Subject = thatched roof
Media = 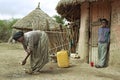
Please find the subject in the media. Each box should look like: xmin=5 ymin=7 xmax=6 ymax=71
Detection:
xmin=56 ymin=0 xmax=97 ymax=21
xmin=13 ymin=3 xmax=60 ymax=30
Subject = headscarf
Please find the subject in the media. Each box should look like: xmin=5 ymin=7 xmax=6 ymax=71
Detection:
xmin=13 ymin=31 xmax=24 ymax=41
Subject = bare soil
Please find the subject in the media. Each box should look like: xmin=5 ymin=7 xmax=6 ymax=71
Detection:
xmin=0 ymin=43 xmax=120 ymax=80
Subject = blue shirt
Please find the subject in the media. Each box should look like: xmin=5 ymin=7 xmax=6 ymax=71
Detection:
xmin=98 ymin=27 xmax=110 ymax=43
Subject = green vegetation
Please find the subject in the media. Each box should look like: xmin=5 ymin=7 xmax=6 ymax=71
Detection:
xmin=53 ymin=15 xmax=66 ymax=26
xmin=0 ymin=18 xmax=19 ymax=42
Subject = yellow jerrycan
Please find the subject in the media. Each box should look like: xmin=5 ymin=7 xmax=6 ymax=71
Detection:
xmin=57 ymin=50 xmax=69 ymax=68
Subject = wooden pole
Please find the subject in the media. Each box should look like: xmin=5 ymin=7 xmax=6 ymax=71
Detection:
xmin=78 ymin=2 xmax=90 ymax=63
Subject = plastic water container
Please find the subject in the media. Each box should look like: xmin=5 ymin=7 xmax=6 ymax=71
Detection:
xmin=57 ymin=50 xmax=69 ymax=68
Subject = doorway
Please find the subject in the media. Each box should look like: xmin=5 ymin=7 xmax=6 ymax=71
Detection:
xmin=89 ymin=0 xmax=111 ymax=65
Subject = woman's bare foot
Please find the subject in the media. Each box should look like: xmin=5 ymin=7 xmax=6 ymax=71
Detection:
xmin=24 ymin=69 xmax=33 ymax=74
xmin=24 ymin=69 xmax=40 ymax=75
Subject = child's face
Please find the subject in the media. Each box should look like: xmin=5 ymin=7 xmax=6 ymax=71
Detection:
xmin=101 ymin=21 xmax=107 ymax=27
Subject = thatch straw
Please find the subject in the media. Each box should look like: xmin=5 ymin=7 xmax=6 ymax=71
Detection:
xmin=56 ymin=0 xmax=98 ymax=21
xmin=13 ymin=4 xmax=60 ymax=30
xmin=56 ymin=0 xmax=97 ymax=7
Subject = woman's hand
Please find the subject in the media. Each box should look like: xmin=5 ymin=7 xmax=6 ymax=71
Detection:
xmin=22 ymin=59 xmax=26 ymax=65
xmin=22 ymin=49 xmax=31 ymax=66
xmin=25 ymin=49 xmax=31 ymax=54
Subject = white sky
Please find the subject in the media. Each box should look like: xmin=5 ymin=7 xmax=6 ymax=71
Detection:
xmin=0 ymin=0 xmax=60 ymax=20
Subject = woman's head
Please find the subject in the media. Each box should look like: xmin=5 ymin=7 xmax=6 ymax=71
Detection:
xmin=13 ymin=31 xmax=24 ymax=42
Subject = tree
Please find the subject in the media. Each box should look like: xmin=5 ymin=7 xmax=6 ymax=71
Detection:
xmin=0 ymin=18 xmax=19 ymax=42
xmin=53 ymin=15 xmax=66 ymax=25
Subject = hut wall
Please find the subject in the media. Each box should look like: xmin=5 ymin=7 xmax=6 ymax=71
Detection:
xmin=78 ymin=2 xmax=89 ymax=62
xmin=109 ymin=0 xmax=120 ymax=66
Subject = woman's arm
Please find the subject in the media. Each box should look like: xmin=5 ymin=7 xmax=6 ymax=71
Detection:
xmin=22 ymin=43 xmax=27 ymax=51
xmin=24 ymin=49 xmax=31 ymax=60
xmin=22 ymin=34 xmax=34 ymax=65
xmin=22 ymin=50 xmax=32 ymax=65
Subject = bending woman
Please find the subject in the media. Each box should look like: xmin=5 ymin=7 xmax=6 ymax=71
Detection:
xmin=13 ymin=30 xmax=49 ymax=74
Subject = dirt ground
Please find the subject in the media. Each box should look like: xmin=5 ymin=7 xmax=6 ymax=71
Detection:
xmin=0 ymin=43 xmax=120 ymax=80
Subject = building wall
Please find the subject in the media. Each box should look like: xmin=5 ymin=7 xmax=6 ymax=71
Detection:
xmin=77 ymin=0 xmax=120 ymax=65
xmin=109 ymin=0 xmax=120 ymax=66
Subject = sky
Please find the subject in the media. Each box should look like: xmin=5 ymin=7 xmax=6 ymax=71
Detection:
xmin=0 ymin=0 xmax=60 ymax=20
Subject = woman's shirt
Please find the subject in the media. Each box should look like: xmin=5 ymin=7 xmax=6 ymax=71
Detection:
xmin=22 ymin=30 xmax=41 ymax=51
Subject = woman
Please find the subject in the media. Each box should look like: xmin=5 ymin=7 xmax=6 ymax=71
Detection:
xmin=13 ymin=30 xmax=49 ymax=74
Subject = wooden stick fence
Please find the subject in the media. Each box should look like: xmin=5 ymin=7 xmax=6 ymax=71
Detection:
xmin=45 ymin=30 xmax=70 ymax=55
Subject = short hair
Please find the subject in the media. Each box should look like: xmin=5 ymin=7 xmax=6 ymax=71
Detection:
xmin=101 ymin=18 xmax=108 ymax=25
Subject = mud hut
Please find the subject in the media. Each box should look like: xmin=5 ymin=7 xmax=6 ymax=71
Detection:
xmin=56 ymin=0 xmax=120 ymax=66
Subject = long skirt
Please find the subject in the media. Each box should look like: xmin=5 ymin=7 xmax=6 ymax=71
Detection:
xmin=30 ymin=31 xmax=49 ymax=72
xmin=98 ymin=43 xmax=108 ymax=67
